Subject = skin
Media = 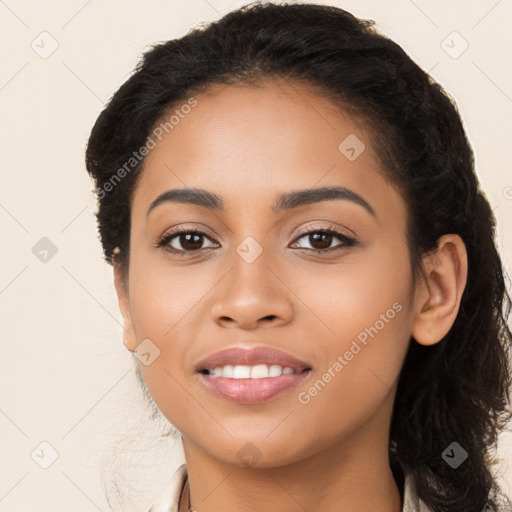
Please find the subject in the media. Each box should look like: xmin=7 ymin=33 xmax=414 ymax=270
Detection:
xmin=113 ymin=78 xmax=468 ymax=512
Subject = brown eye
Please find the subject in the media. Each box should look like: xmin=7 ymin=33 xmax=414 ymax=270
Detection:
xmin=307 ymin=232 xmax=333 ymax=250
xmin=291 ymin=228 xmax=356 ymax=253
xmin=174 ymin=232 xmax=204 ymax=251
xmin=157 ymin=229 xmax=218 ymax=254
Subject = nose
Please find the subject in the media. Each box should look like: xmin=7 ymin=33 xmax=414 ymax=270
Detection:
xmin=210 ymin=247 xmax=294 ymax=330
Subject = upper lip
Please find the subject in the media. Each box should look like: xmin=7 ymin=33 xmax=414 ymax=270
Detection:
xmin=195 ymin=346 xmax=312 ymax=372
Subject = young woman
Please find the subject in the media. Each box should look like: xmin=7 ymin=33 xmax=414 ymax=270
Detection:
xmin=85 ymin=2 xmax=512 ymax=511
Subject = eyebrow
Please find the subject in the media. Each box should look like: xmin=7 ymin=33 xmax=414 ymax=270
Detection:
xmin=146 ymin=185 xmax=376 ymax=218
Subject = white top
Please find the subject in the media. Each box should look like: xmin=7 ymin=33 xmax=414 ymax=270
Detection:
xmin=147 ymin=463 xmax=434 ymax=512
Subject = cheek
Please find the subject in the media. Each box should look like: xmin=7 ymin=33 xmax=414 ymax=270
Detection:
xmin=289 ymin=244 xmax=412 ymax=414
xmin=128 ymin=257 xmax=217 ymax=339
xmin=290 ymin=235 xmax=411 ymax=345
xmin=292 ymin=297 xmax=411 ymax=451
xmin=126 ymin=263 xmax=221 ymax=426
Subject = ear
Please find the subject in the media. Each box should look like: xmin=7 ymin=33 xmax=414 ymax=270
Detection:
xmin=113 ymin=249 xmax=137 ymax=352
xmin=411 ymin=234 xmax=468 ymax=346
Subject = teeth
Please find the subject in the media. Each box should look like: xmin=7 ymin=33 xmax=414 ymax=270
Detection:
xmin=208 ymin=364 xmax=298 ymax=378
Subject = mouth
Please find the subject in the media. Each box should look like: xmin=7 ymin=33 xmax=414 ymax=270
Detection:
xmin=194 ymin=346 xmax=313 ymax=404
xmin=196 ymin=365 xmax=312 ymax=405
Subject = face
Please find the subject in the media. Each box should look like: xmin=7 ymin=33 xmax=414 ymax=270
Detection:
xmin=115 ymin=79 xmax=419 ymax=469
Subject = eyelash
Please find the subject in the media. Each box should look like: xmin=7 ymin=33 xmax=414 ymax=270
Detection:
xmin=154 ymin=226 xmax=357 ymax=257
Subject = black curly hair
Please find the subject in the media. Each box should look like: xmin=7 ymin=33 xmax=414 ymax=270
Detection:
xmin=85 ymin=2 xmax=512 ymax=510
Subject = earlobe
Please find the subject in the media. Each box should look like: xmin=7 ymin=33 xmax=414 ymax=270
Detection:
xmin=411 ymin=234 xmax=468 ymax=346
xmin=112 ymin=250 xmax=138 ymax=352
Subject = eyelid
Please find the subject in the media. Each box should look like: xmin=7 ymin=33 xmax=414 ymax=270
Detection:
xmin=292 ymin=222 xmax=355 ymax=240
xmin=156 ymin=223 xmax=218 ymax=242
xmin=155 ymin=225 xmax=218 ymax=248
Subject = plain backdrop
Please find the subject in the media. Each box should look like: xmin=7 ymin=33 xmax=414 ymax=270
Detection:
xmin=1 ymin=0 xmax=511 ymax=510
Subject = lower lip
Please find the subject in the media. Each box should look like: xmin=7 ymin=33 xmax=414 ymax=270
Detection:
xmin=198 ymin=370 xmax=311 ymax=404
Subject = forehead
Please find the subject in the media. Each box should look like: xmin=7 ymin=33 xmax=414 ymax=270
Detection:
xmin=131 ymin=79 xmax=404 ymax=223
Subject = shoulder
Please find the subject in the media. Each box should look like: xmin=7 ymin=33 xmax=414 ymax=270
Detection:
xmin=146 ymin=463 xmax=187 ymax=512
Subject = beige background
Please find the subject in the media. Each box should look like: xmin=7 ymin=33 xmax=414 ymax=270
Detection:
xmin=0 ymin=0 xmax=511 ymax=510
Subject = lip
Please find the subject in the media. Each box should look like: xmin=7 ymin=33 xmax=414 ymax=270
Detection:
xmin=195 ymin=346 xmax=312 ymax=373
xmin=198 ymin=371 xmax=312 ymax=404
